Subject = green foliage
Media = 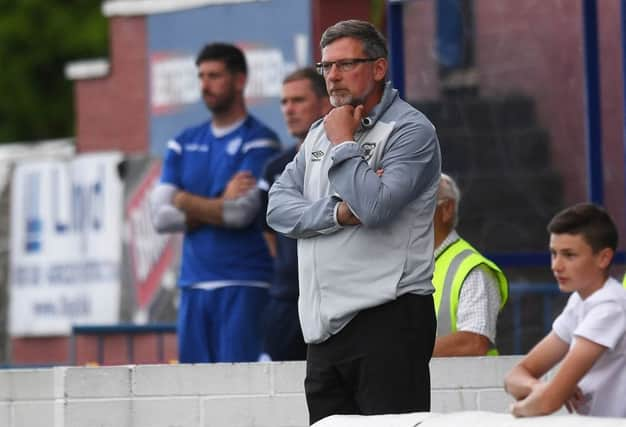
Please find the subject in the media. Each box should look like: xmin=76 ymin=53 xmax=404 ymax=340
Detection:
xmin=0 ymin=0 xmax=108 ymax=143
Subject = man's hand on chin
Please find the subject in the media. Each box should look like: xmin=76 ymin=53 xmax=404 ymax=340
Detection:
xmin=324 ymin=105 xmax=364 ymax=145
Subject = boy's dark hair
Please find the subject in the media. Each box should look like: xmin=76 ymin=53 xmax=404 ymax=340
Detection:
xmin=283 ymin=67 xmax=328 ymax=98
xmin=547 ymin=203 xmax=618 ymax=253
xmin=195 ymin=43 xmax=247 ymax=75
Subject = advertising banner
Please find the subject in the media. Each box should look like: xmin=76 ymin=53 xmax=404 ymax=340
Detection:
xmin=147 ymin=0 xmax=311 ymax=156
xmin=9 ymin=152 xmax=123 ymax=336
xmin=125 ymin=161 xmax=176 ymax=312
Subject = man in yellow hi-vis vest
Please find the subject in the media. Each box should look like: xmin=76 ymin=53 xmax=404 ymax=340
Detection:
xmin=432 ymin=173 xmax=508 ymax=356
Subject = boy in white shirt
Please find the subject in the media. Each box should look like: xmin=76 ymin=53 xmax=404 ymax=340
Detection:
xmin=504 ymin=203 xmax=626 ymax=418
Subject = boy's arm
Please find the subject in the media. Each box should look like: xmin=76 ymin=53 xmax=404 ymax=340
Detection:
xmin=509 ymin=334 xmax=607 ymax=417
xmin=504 ymin=332 xmax=569 ymax=400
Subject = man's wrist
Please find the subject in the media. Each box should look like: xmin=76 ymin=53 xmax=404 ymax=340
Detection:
xmin=173 ymin=191 xmax=187 ymax=209
xmin=333 ymin=201 xmax=344 ymax=227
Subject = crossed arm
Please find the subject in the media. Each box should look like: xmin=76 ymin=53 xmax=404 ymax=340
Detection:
xmin=267 ymin=105 xmax=440 ymax=237
xmin=151 ymin=171 xmax=261 ymax=232
xmin=504 ymin=332 xmax=606 ymax=416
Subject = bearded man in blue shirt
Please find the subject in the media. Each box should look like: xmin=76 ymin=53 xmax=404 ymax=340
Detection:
xmin=150 ymin=43 xmax=280 ymax=363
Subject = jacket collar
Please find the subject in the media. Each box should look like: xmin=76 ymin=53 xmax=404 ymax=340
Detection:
xmin=360 ymin=81 xmax=398 ymax=130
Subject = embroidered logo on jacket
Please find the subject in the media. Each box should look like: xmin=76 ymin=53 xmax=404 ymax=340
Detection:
xmin=226 ymin=138 xmax=243 ymax=156
xmin=360 ymin=142 xmax=377 ymax=161
xmin=311 ymin=150 xmax=325 ymax=161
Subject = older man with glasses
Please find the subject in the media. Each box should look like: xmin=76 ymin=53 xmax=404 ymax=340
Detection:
xmin=267 ymin=19 xmax=441 ymax=424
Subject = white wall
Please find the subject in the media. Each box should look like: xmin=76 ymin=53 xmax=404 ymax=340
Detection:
xmin=0 ymin=357 xmax=620 ymax=427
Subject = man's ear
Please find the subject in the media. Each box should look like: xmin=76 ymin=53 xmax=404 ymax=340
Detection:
xmin=441 ymin=199 xmax=455 ymax=225
xmin=596 ymin=247 xmax=614 ymax=270
xmin=234 ymin=72 xmax=247 ymax=92
xmin=373 ymin=58 xmax=388 ymax=82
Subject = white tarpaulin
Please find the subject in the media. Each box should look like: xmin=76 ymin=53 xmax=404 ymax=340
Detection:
xmin=9 ymin=152 xmax=123 ymax=336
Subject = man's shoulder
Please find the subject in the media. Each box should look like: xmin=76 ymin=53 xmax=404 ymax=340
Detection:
xmin=243 ymin=115 xmax=280 ymax=142
xmin=266 ymin=146 xmax=298 ymax=172
xmin=299 ymin=120 xmax=325 ymax=148
xmin=386 ymin=97 xmax=436 ymax=131
xmin=176 ymin=120 xmax=211 ymax=142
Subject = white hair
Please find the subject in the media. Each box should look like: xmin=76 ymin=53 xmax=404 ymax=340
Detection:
xmin=439 ymin=173 xmax=461 ymax=227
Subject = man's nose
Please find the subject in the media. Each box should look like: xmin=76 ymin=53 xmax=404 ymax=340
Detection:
xmin=326 ymin=64 xmax=341 ymax=80
xmin=282 ymin=102 xmax=294 ymax=115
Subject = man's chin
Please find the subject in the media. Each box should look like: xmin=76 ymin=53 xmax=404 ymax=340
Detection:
xmin=330 ymin=95 xmax=364 ymax=108
xmin=330 ymin=95 xmax=351 ymax=107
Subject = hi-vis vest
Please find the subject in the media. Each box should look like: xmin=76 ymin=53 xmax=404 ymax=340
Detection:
xmin=433 ymin=238 xmax=508 ymax=355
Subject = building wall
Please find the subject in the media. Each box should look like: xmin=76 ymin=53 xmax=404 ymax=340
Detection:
xmin=2 ymin=357 xmax=623 ymax=427
xmin=10 ymin=330 xmax=177 ymax=366
xmin=311 ymin=0 xmax=375 ymax=61
xmin=403 ymin=0 xmax=625 ymax=240
xmin=74 ymin=17 xmax=149 ymax=154
xmin=0 ymin=357 xmax=518 ymax=427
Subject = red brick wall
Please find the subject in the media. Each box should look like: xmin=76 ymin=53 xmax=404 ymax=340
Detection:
xmin=11 ymin=337 xmax=69 ymax=365
xmin=404 ymin=0 xmax=625 ymax=240
xmin=74 ymin=16 xmax=149 ymax=154
xmin=403 ymin=0 xmax=438 ymax=100
xmin=598 ymin=0 xmax=625 ymax=236
xmin=12 ymin=332 xmax=177 ymax=366
xmin=311 ymin=0 xmax=374 ymax=61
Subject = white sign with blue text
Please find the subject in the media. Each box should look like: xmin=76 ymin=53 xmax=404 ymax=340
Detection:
xmin=9 ymin=152 xmax=123 ymax=336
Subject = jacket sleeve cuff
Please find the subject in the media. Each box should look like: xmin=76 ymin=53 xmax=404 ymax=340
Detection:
xmin=318 ymin=201 xmax=343 ymax=235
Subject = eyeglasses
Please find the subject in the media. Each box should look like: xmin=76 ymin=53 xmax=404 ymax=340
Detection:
xmin=315 ymin=58 xmax=379 ymax=76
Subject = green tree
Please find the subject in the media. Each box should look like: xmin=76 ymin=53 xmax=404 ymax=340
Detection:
xmin=0 ymin=0 xmax=107 ymax=143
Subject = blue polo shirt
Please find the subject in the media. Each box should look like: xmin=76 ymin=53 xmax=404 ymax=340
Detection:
xmin=161 ymin=115 xmax=280 ymax=287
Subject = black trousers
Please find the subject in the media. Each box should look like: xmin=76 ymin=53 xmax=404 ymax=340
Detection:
xmin=261 ymin=297 xmax=307 ymax=361
xmin=304 ymin=293 xmax=436 ymax=425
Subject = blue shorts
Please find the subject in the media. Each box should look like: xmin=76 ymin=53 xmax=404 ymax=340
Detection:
xmin=177 ymin=285 xmax=269 ymax=363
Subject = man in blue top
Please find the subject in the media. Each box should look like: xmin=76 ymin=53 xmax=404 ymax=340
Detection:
xmin=150 ymin=43 xmax=280 ymax=363
xmin=257 ymin=68 xmax=331 ymax=361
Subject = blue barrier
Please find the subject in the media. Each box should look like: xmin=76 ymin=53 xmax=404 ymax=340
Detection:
xmin=59 ymin=284 xmax=585 ymax=363
xmin=508 ymin=282 xmax=561 ymax=354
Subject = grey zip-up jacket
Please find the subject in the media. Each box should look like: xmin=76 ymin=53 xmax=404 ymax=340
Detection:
xmin=267 ymin=82 xmax=441 ymax=344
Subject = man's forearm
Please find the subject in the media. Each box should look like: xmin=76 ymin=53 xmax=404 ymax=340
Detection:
xmin=267 ymin=190 xmax=342 ymax=239
xmin=328 ymin=124 xmax=440 ymax=228
xmin=174 ymin=191 xmax=224 ymax=226
xmin=432 ymin=331 xmax=490 ymax=357
xmin=267 ymin=146 xmax=345 ymax=238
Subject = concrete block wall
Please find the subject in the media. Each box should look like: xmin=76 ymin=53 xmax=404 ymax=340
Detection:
xmin=0 ymin=356 xmax=577 ymax=427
